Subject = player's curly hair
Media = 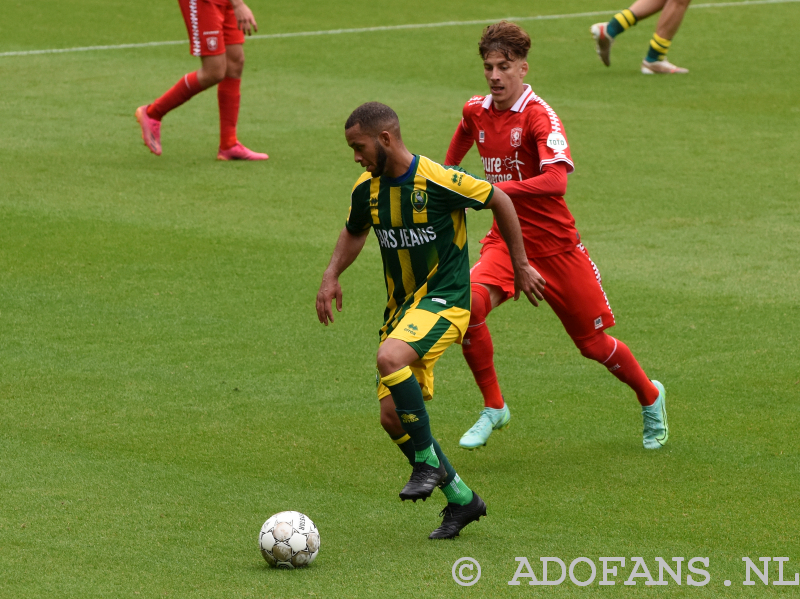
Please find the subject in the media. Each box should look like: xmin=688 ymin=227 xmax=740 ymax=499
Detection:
xmin=345 ymin=102 xmax=401 ymax=138
xmin=478 ymin=21 xmax=531 ymax=61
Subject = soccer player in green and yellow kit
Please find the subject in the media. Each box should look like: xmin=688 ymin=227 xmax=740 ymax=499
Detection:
xmin=316 ymin=102 xmax=545 ymax=539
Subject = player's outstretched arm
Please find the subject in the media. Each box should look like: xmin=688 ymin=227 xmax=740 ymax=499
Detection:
xmin=316 ymin=227 xmax=369 ymax=326
xmin=445 ymin=120 xmax=474 ymax=166
xmin=494 ymin=162 xmax=568 ymax=200
xmin=229 ymin=0 xmax=258 ymax=35
xmin=487 ymin=188 xmax=546 ymax=306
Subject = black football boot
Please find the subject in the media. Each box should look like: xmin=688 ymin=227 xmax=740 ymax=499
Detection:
xmin=399 ymin=461 xmax=447 ymax=502
xmin=428 ymin=492 xmax=487 ymax=539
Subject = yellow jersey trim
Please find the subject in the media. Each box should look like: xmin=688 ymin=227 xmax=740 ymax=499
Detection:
xmin=416 ymin=156 xmax=493 ymax=205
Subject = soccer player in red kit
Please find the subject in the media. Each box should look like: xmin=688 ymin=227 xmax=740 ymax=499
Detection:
xmin=135 ymin=0 xmax=268 ymax=161
xmin=446 ymin=21 xmax=668 ymax=450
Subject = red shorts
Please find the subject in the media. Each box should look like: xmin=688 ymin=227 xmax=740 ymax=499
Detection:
xmin=178 ymin=0 xmax=245 ymax=57
xmin=471 ymin=242 xmax=615 ymax=343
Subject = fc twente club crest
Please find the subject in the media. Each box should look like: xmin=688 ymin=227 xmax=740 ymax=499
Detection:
xmin=510 ymin=127 xmax=522 ymax=148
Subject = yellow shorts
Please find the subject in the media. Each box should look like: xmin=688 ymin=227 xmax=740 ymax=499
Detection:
xmin=376 ymin=309 xmax=465 ymax=401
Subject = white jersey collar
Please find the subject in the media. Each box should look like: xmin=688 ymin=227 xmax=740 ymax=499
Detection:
xmin=482 ymin=84 xmax=534 ymax=112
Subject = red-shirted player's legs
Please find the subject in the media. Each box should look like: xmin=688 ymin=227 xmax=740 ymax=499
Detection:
xmin=150 ymin=53 xmax=225 ymax=116
xmin=575 ymin=332 xmax=669 ymax=449
xmin=148 ymin=70 xmax=206 ymax=120
xmin=216 ymin=45 xmax=268 ymax=161
xmin=459 ymin=282 xmax=513 ymax=449
xmin=135 ymin=55 xmax=225 ymax=156
xmin=575 ymin=332 xmax=658 ymax=406
xmin=147 ymin=55 xmax=226 ymax=121
xmin=462 ymin=284 xmax=504 ymax=410
xmin=137 ymin=0 xmax=266 ymax=158
xmin=218 ymin=44 xmax=243 ymax=151
xmin=539 ymin=245 xmax=668 ymax=448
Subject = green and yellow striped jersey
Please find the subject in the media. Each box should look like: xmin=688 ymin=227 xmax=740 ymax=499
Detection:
xmin=345 ymin=155 xmax=493 ymax=341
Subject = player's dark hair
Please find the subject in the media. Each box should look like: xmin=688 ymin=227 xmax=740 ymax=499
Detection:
xmin=345 ymin=102 xmax=401 ymax=138
xmin=478 ymin=21 xmax=531 ymax=61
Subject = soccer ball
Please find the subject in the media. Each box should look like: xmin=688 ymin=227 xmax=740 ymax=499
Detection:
xmin=259 ymin=511 xmax=320 ymax=569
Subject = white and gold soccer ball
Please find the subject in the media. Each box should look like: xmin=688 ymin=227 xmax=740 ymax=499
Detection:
xmin=259 ymin=511 xmax=320 ymax=569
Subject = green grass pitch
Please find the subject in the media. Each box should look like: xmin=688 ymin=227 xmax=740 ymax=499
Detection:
xmin=1 ymin=1 xmax=799 ymax=597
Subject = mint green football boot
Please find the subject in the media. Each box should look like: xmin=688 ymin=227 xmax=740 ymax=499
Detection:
xmin=459 ymin=404 xmax=511 ymax=450
xmin=642 ymin=380 xmax=669 ymax=449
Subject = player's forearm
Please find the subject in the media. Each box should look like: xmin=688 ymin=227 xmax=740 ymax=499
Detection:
xmin=228 ymin=0 xmax=244 ymax=8
xmin=488 ymin=189 xmax=529 ymax=271
xmin=323 ymin=227 xmax=369 ymax=279
xmin=494 ymin=163 xmax=568 ymax=199
xmin=444 ymin=121 xmax=473 ymax=166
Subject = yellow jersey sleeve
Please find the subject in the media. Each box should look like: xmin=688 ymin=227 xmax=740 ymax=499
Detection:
xmin=345 ymin=173 xmax=374 ymax=233
xmin=416 ymin=156 xmax=493 ymax=209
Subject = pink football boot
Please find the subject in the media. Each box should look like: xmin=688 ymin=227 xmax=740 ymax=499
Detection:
xmin=217 ymin=142 xmax=269 ymax=161
xmin=135 ymin=105 xmax=162 ymax=156
xmin=641 ymin=59 xmax=689 ymax=74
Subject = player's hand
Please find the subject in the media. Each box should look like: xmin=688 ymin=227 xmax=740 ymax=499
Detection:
xmin=316 ymin=272 xmax=343 ymax=326
xmin=232 ymin=2 xmax=258 ymax=35
xmin=513 ymin=264 xmax=546 ymax=307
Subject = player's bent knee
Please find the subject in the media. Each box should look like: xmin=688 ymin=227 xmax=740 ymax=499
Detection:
xmin=468 ymin=305 xmax=486 ymax=327
xmin=200 ymin=67 xmax=226 ymax=87
xmin=469 ymin=284 xmax=491 ymax=325
xmin=226 ymin=57 xmax=244 ymax=78
xmin=375 ymin=352 xmax=400 ymax=377
xmin=225 ymin=45 xmax=245 ymax=78
xmin=375 ymin=341 xmax=417 ymax=377
xmin=576 ymin=333 xmax=615 ymax=363
xmin=199 ymin=55 xmax=228 ymax=87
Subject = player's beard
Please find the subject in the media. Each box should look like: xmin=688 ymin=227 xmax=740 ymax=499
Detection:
xmin=371 ymin=140 xmax=387 ymax=178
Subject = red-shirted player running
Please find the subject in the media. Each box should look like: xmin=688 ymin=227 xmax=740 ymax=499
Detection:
xmin=446 ymin=21 xmax=668 ymax=450
xmin=135 ymin=0 xmax=268 ymax=161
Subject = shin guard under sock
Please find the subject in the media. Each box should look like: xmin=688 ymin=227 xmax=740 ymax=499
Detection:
xmin=381 ymin=367 xmax=437 ymax=465
xmin=462 ymin=284 xmax=504 ymax=409
xmin=578 ymin=333 xmax=659 ymax=406
xmin=217 ymin=77 xmax=241 ymax=150
xmin=147 ymin=71 xmax=203 ymax=121
xmin=607 ymin=9 xmax=638 ymax=38
xmin=391 ymin=433 xmax=414 ymax=465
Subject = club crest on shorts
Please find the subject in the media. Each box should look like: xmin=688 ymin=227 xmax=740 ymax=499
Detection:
xmin=411 ymin=190 xmax=428 ymax=212
xmin=594 ymin=317 xmax=603 ymax=329
xmin=207 ymin=37 xmax=218 ymax=51
xmin=510 ymin=127 xmax=522 ymax=148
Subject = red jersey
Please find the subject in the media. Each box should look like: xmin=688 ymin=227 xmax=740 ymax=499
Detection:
xmin=446 ymin=84 xmax=580 ymax=258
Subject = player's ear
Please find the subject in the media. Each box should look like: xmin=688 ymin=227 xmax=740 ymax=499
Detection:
xmin=520 ymin=60 xmax=529 ymax=78
xmin=378 ymin=130 xmax=392 ymax=147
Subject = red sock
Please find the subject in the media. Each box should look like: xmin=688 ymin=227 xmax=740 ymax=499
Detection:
xmin=462 ymin=284 xmax=504 ymax=409
xmin=217 ymin=77 xmax=241 ymax=150
xmin=578 ymin=333 xmax=659 ymax=406
xmin=147 ymin=71 xmax=202 ymax=121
